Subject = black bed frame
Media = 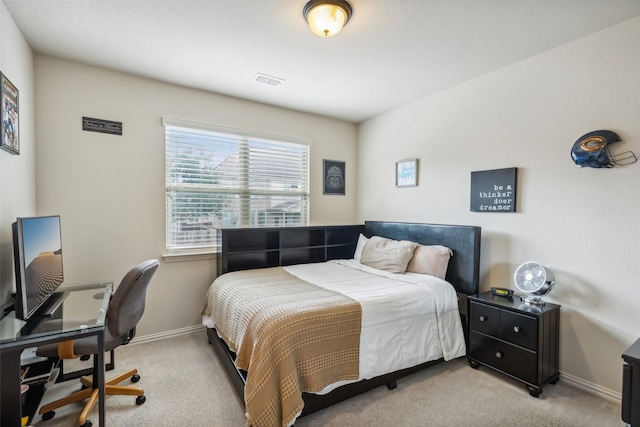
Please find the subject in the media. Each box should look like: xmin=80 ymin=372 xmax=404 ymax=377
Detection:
xmin=207 ymin=221 xmax=481 ymax=418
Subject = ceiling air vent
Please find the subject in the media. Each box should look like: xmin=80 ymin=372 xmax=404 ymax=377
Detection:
xmin=254 ymin=73 xmax=285 ymax=87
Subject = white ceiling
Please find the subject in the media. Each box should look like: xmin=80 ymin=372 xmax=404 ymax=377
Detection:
xmin=5 ymin=1 xmax=640 ymax=123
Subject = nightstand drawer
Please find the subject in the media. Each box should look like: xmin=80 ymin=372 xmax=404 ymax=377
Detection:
xmin=500 ymin=311 xmax=537 ymax=350
xmin=469 ymin=301 xmax=500 ymax=335
xmin=469 ymin=331 xmax=537 ymax=385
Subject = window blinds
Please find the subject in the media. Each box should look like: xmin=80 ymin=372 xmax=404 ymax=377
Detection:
xmin=164 ymin=119 xmax=310 ymax=250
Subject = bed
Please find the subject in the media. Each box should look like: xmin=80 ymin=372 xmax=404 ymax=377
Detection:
xmin=202 ymin=221 xmax=481 ymax=427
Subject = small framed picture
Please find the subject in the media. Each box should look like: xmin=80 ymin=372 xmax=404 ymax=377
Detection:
xmin=396 ymin=159 xmax=418 ymax=187
xmin=1 ymin=72 xmax=19 ymax=155
xmin=323 ymin=159 xmax=345 ymax=195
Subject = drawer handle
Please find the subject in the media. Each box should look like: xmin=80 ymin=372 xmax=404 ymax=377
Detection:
xmin=479 ymin=315 xmax=487 ymax=322
xmin=513 ymin=326 xmax=520 ymax=333
xmin=495 ymin=351 xmax=503 ymax=359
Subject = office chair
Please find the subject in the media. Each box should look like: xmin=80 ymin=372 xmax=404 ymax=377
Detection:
xmin=36 ymin=259 xmax=160 ymax=427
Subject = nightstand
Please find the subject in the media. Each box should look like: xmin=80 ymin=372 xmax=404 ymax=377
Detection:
xmin=467 ymin=291 xmax=560 ymax=397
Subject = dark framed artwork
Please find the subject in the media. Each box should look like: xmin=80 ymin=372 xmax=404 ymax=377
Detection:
xmin=470 ymin=167 xmax=517 ymax=212
xmin=1 ymin=72 xmax=19 ymax=155
xmin=396 ymin=158 xmax=418 ymax=187
xmin=323 ymin=159 xmax=345 ymax=195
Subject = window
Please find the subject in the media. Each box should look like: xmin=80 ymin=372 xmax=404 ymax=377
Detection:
xmin=164 ymin=118 xmax=310 ymax=250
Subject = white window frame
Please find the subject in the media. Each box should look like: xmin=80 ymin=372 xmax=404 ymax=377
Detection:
xmin=163 ymin=118 xmax=310 ymax=255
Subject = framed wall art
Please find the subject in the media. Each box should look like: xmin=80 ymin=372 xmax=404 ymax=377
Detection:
xmin=1 ymin=72 xmax=19 ymax=155
xmin=396 ymin=159 xmax=418 ymax=187
xmin=470 ymin=167 xmax=517 ymax=212
xmin=323 ymin=159 xmax=345 ymax=195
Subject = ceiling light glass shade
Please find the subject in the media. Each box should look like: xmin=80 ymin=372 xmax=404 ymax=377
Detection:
xmin=303 ymin=1 xmax=352 ymax=37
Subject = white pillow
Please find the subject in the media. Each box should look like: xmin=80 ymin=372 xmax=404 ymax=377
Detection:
xmin=353 ymin=233 xmax=369 ymax=261
xmin=406 ymin=245 xmax=453 ymax=279
xmin=360 ymin=236 xmax=418 ymax=273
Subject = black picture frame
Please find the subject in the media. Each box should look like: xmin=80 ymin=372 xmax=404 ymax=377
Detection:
xmin=1 ymin=72 xmax=19 ymax=155
xmin=323 ymin=159 xmax=345 ymax=195
xmin=470 ymin=167 xmax=517 ymax=212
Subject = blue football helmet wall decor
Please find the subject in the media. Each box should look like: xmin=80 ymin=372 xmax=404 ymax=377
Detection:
xmin=571 ymin=130 xmax=637 ymax=168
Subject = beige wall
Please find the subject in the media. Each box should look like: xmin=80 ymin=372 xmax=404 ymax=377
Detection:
xmin=32 ymin=55 xmax=358 ymax=338
xmin=3 ymin=2 xmax=637 ymax=404
xmin=0 ymin=2 xmax=35 ymax=306
xmin=357 ymin=16 xmax=640 ymax=397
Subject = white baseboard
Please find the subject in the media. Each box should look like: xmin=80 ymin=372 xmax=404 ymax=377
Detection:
xmin=129 ymin=326 xmax=623 ymax=406
xmin=559 ymin=370 xmax=621 ymax=404
xmin=129 ymin=324 xmax=205 ymax=346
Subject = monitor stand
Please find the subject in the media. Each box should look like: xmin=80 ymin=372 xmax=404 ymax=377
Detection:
xmin=31 ymin=292 xmax=68 ymax=319
xmin=18 ymin=292 xmax=68 ymax=337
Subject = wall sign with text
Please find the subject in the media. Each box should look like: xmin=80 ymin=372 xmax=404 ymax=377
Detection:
xmin=82 ymin=117 xmax=122 ymax=135
xmin=470 ymin=167 xmax=517 ymax=213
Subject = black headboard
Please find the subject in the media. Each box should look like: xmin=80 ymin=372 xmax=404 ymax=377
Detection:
xmin=364 ymin=221 xmax=481 ymax=295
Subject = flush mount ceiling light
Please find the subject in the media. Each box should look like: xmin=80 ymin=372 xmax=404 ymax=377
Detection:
xmin=303 ymin=0 xmax=353 ymax=37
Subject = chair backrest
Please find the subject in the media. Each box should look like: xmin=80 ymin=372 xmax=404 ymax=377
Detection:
xmin=107 ymin=259 xmax=159 ymax=339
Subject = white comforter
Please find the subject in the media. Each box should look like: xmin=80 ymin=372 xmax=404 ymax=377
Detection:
xmin=281 ymin=259 xmax=466 ymax=393
xmin=203 ymin=259 xmax=466 ymax=395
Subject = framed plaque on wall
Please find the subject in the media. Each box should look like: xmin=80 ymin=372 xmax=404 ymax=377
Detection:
xmin=323 ymin=159 xmax=345 ymax=195
xmin=470 ymin=167 xmax=517 ymax=212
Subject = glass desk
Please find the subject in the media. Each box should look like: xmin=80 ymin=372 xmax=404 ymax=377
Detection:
xmin=0 ymin=282 xmax=112 ymax=426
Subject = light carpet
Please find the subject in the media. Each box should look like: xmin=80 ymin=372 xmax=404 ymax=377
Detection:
xmin=30 ymin=329 xmax=622 ymax=427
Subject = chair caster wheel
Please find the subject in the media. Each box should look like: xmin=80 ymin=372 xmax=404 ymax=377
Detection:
xmin=42 ymin=410 xmax=55 ymax=420
xmin=136 ymin=395 xmax=146 ymax=405
xmin=80 ymin=421 xmax=92 ymax=427
xmin=131 ymin=373 xmax=140 ymax=383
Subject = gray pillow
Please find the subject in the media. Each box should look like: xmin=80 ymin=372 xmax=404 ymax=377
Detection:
xmin=360 ymin=236 xmax=418 ymax=273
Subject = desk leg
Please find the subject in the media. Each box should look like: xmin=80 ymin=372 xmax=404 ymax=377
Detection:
xmin=96 ymin=333 xmax=106 ymax=426
xmin=0 ymin=350 xmax=22 ymax=426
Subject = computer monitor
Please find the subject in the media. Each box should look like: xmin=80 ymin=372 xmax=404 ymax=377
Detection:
xmin=12 ymin=215 xmax=65 ymax=320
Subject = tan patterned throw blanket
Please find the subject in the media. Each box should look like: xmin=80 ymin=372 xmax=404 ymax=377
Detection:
xmin=202 ymin=267 xmax=362 ymax=427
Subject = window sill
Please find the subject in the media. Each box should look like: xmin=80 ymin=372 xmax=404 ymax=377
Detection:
xmin=162 ymin=250 xmax=218 ymax=263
